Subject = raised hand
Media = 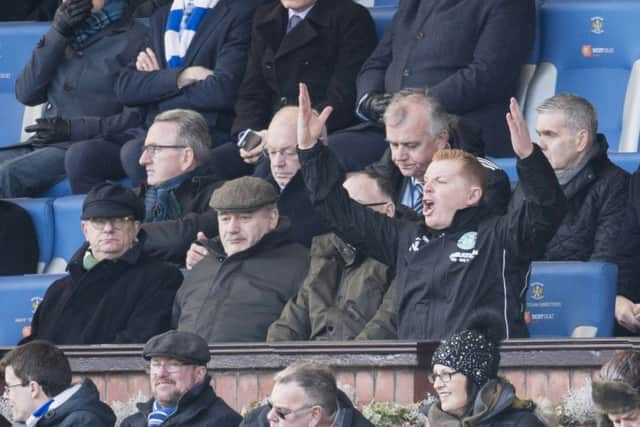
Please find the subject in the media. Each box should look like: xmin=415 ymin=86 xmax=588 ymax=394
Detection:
xmin=506 ymin=97 xmax=534 ymax=159
xmin=296 ymin=82 xmax=332 ymax=150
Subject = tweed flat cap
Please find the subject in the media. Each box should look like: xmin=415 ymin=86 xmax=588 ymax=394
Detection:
xmin=143 ymin=330 xmax=210 ymax=365
xmin=209 ymin=176 xmax=278 ymax=213
xmin=82 ymin=182 xmax=144 ymax=221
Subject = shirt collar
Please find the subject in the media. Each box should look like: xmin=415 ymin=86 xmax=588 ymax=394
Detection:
xmin=288 ymin=2 xmax=316 ymax=20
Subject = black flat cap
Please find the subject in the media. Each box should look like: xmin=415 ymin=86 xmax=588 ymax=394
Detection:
xmin=209 ymin=176 xmax=278 ymax=213
xmin=82 ymin=182 xmax=144 ymax=221
xmin=143 ymin=330 xmax=210 ymax=365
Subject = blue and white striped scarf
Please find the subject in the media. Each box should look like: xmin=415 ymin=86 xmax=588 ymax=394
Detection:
xmin=147 ymin=400 xmax=177 ymax=427
xmin=164 ymin=0 xmax=219 ymax=68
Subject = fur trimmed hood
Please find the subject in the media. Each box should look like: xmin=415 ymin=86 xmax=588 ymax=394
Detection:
xmin=592 ymin=380 xmax=640 ymax=427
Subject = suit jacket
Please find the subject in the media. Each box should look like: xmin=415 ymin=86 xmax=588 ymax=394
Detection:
xmin=115 ymin=0 xmax=265 ymax=142
xmin=357 ymin=0 xmax=535 ymax=157
xmin=231 ymin=0 xmax=377 ymax=134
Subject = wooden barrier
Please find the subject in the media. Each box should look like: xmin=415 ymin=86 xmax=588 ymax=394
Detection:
xmin=2 ymin=338 xmax=639 ymax=412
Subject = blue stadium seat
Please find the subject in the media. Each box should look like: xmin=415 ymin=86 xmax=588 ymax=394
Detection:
xmin=46 ymin=195 xmax=86 ymax=273
xmin=7 ymin=197 xmax=55 ymax=273
xmin=608 ymin=152 xmax=640 ymax=173
xmin=368 ymin=6 xmax=396 ymax=41
xmin=526 ymin=261 xmax=617 ymax=338
xmin=40 ymin=177 xmax=134 ymax=198
xmin=0 ymin=274 xmax=63 ymax=345
xmin=523 ymin=0 xmax=640 ymax=152
xmin=0 ymin=22 xmax=50 ymax=146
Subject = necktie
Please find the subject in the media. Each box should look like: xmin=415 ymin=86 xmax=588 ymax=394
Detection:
xmin=287 ymin=14 xmax=302 ymax=33
xmin=413 ymin=181 xmax=423 ymax=213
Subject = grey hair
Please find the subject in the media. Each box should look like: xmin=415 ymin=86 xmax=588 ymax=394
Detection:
xmin=536 ymin=93 xmax=598 ymax=141
xmin=153 ymin=109 xmax=212 ymax=163
xmin=273 ymin=362 xmax=338 ymax=415
xmin=383 ymin=88 xmax=449 ymax=139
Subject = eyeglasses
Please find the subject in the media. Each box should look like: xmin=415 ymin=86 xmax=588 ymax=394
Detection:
xmin=267 ymin=399 xmax=315 ymax=420
xmin=141 ymin=144 xmax=188 ymax=157
xmin=87 ymin=216 xmax=136 ymax=230
xmin=146 ymin=360 xmax=187 ymax=374
xmin=264 ymin=147 xmax=298 ymax=159
xmin=428 ymin=371 xmax=460 ymax=384
xmin=3 ymin=382 xmax=27 ymax=398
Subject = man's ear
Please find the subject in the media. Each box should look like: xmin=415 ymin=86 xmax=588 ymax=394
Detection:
xmin=467 ymin=186 xmax=483 ymax=206
xmin=181 ymin=146 xmax=196 ymax=170
xmin=575 ymin=129 xmax=590 ymax=153
xmin=269 ymin=208 xmax=279 ymax=229
xmin=435 ymin=129 xmax=450 ymax=150
xmin=29 ymin=381 xmax=46 ymax=400
xmin=385 ymin=201 xmax=396 ymax=219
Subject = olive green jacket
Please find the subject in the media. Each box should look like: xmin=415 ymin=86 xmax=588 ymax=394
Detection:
xmin=267 ymin=233 xmax=396 ymax=341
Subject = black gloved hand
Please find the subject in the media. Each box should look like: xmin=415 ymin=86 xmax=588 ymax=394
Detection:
xmin=360 ymin=92 xmax=393 ymax=123
xmin=25 ymin=117 xmax=71 ymax=143
xmin=52 ymin=0 xmax=93 ymax=37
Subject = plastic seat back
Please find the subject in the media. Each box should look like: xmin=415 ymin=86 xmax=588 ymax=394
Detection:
xmin=0 ymin=274 xmax=63 ymax=345
xmin=46 ymin=195 xmax=86 ymax=274
xmin=526 ymin=261 xmax=617 ymax=338
xmin=0 ymin=22 xmax=49 ymax=146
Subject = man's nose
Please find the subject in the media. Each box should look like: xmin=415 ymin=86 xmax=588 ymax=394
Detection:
xmin=139 ymin=148 xmax=151 ymax=165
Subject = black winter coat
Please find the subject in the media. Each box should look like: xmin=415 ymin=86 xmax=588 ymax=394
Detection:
xmin=121 ymin=379 xmax=241 ymax=427
xmin=231 ymin=0 xmax=377 ymax=134
xmin=0 ymin=200 xmax=38 ymax=275
xmin=614 ymin=167 xmax=640 ymax=335
xmin=139 ymin=173 xmax=224 ymax=265
xmin=357 ymin=0 xmax=535 ymax=157
xmin=510 ymin=134 xmax=628 ymax=262
xmin=37 ymin=379 xmax=116 ymax=427
xmin=239 ymin=389 xmax=373 ymax=427
xmin=299 ymin=144 xmax=566 ymax=339
xmin=173 ymin=221 xmax=309 ymax=342
xmin=25 ymin=234 xmax=183 ymax=344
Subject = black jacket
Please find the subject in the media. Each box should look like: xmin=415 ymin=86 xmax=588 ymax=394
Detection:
xmin=614 ymin=167 xmax=640 ymax=335
xmin=231 ymin=0 xmax=376 ymax=134
xmin=510 ymin=134 xmax=629 ymax=262
xmin=357 ymin=0 xmax=535 ymax=157
xmin=173 ymin=221 xmax=309 ymax=342
xmin=36 ymin=379 xmax=116 ymax=427
xmin=0 ymin=200 xmax=39 ymax=275
xmin=25 ymin=234 xmax=183 ymax=344
xmin=239 ymin=389 xmax=373 ymax=427
xmin=139 ymin=173 xmax=224 ymax=265
xmin=299 ymin=144 xmax=566 ymax=339
xmin=121 ymin=379 xmax=241 ymax=427
xmin=270 ymin=172 xmax=329 ymax=248
xmin=115 ymin=0 xmax=265 ymax=141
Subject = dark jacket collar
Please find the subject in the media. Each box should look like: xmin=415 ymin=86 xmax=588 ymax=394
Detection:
xmin=136 ymin=377 xmax=215 ymax=416
xmin=421 ymin=204 xmax=487 ymax=237
xmin=561 ymin=133 xmax=610 ymax=199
